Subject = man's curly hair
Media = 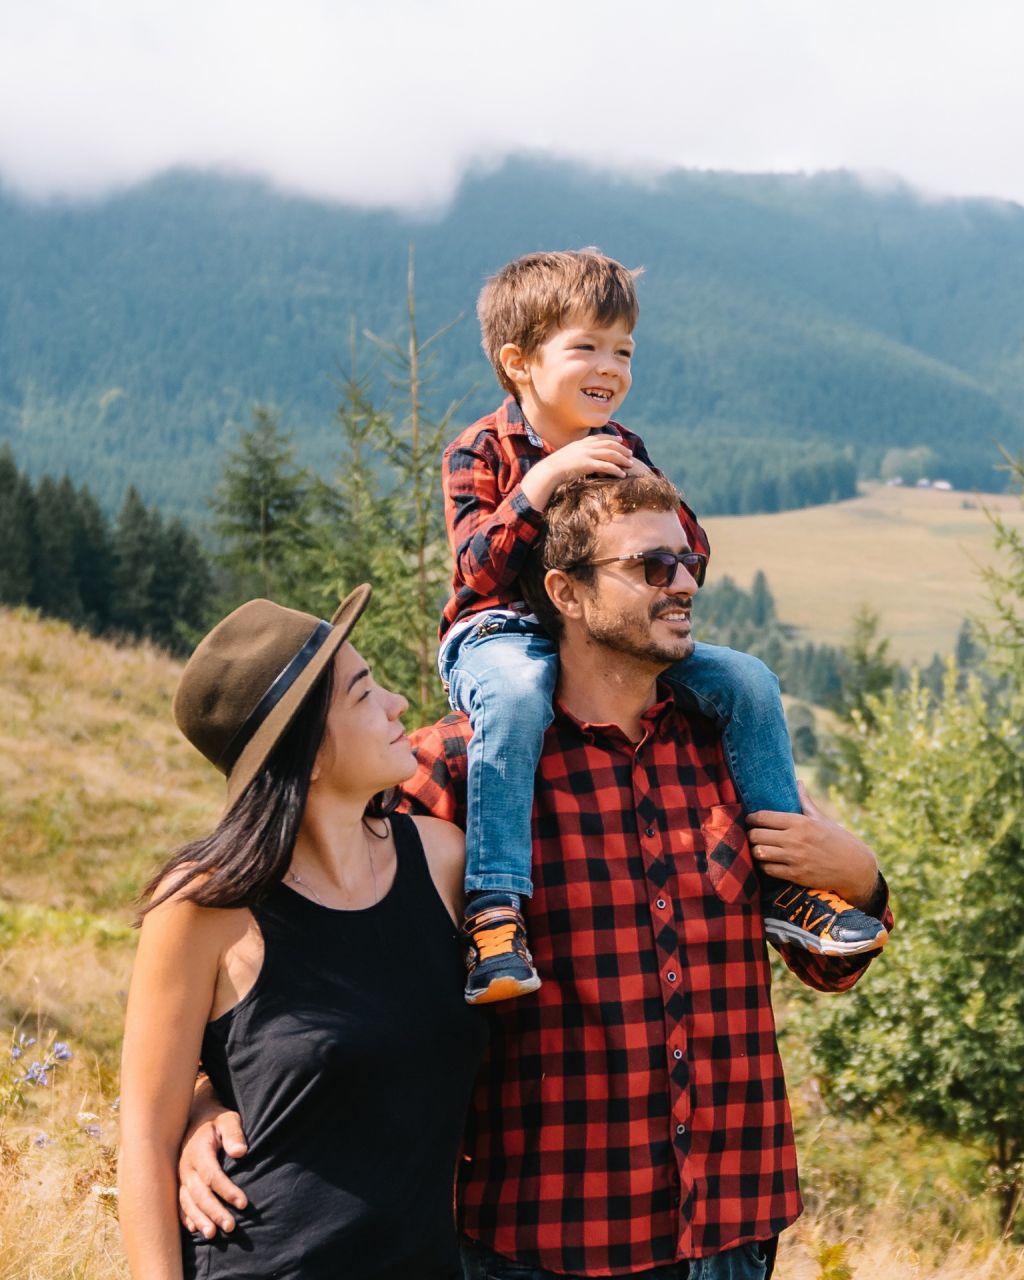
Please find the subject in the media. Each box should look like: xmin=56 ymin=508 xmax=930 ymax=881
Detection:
xmin=520 ymin=472 xmax=683 ymax=638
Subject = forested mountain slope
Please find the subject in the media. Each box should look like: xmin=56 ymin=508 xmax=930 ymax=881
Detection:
xmin=2 ymin=158 xmax=1022 ymax=516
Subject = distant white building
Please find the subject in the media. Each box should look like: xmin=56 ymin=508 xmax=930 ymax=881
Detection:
xmin=933 ymin=479 xmax=953 ymax=491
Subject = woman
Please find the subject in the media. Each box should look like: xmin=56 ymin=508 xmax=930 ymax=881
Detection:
xmin=118 ymin=587 xmax=487 ymax=1280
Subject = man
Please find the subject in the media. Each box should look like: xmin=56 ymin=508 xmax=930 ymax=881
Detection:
xmin=179 ymin=471 xmax=890 ymax=1280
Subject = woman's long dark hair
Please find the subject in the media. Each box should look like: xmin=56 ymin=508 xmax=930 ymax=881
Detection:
xmin=140 ymin=662 xmax=397 ymax=918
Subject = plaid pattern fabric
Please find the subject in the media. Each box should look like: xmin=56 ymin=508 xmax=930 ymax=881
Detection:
xmin=439 ymin=397 xmax=710 ymax=639
xmin=403 ymin=698 xmax=892 ymax=1276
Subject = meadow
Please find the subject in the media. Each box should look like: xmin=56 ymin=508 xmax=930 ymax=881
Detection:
xmin=705 ymin=482 xmax=1024 ymax=663
xmin=2 ymin=606 xmax=1023 ymax=1279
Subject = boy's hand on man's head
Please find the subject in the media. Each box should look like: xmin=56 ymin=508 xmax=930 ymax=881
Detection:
xmin=521 ymin=437 xmax=634 ymax=511
xmin=552 ymin=435 xmax=633 ymax=481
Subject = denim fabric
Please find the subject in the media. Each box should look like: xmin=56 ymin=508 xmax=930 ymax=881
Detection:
xmin=665 ymin=643 xmax=800 ymax=815
xmin=460 ymin=1237 xmax=773 ymax=1280
xmin=439 ymin=614 xmax=558 ymax=896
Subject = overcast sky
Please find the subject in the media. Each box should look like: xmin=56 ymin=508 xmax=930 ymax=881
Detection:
xmin=1 ymin=0 xmax=1021 ymax=210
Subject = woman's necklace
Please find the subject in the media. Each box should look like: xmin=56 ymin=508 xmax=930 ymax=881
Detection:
xmin=287 ymin=866 xmax=326 ymax=905
xmin=288 ymin=838 xmax=379 ymax=907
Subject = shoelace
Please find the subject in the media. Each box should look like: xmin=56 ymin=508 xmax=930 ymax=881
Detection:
xmin=475 ymin=923 xmax=519 ymax=961
xmin=802 ymin=887 xmax=854 ymax=913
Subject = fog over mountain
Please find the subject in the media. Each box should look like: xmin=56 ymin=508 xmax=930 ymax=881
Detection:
xmin=3 ymin=1 xmax=1024 ymax=209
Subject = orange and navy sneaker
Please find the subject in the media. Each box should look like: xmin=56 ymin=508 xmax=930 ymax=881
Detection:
xmin=463 ymin=893 xmax=541 ymax=1005
xmin=762 ymin=879 xmax=888 ymax=955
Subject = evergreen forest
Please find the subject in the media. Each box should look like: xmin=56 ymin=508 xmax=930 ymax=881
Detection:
xmin=2 ymin=159 xmax=1023 ymax=520
xmin=0 ymin=445 xmax=211 ymax=655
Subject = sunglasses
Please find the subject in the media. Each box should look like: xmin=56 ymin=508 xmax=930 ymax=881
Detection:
xmin=582 ymin=549 xmax=708 ymax=588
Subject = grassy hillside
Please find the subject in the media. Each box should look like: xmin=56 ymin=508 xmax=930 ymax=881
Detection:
xmin=704 ymin=483 xmax=1024 ymax=663
xmin=0 ymin=609 xmax=220 ymax=1279
xmin=2 ymin=161 xmax=1023 ymax=516
xmin=2 ymin=608 xmax=1023 ymax=1278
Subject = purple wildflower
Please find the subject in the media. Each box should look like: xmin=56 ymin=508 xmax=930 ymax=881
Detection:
xmin=10 ymin=1033 xmax=36 ymax=1060
xmin=24 ymin=1061 xmax=50 ymax=1086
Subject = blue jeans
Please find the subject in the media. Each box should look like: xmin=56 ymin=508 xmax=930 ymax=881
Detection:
xmin=440 ymin=614 xmax=558 ymax=897
xmin=669 ymin=643 xmax=800 ymax=814
xmin=440 ymin=616 xmax=798 ymax=899
xmin=460 ymin=1236 xmax=776 ymax=1279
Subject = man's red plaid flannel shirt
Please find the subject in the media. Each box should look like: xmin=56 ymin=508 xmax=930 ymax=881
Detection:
xmin=403 ymin=697 xmax=892 ymax=1277
xmin=439 ymin=396 xmax=709 ymax=640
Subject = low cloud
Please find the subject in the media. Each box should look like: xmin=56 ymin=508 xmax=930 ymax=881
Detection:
xmin=1 ymin=0 xmax=1022 ymax=209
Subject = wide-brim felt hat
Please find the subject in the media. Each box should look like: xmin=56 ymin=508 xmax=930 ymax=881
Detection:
xmin=173 ymin=584 xmax=372 ymax=810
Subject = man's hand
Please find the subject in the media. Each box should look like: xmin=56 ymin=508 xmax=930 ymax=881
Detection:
xmin=746 ymin=783 xmax=881 ymax=910
xmin=520 ymin=437 xmax=633 ymax=511
xmin=177 ymin=1080 xmax=250 ymax=1238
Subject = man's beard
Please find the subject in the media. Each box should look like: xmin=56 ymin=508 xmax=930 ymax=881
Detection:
xmin=583 ymin=598 xmax=695 ymax=667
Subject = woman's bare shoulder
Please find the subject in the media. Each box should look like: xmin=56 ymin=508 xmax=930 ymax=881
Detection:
xmin=141 ymin=865 xmax=251 ymax=947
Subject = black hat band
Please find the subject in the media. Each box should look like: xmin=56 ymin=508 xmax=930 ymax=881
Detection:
xmin=217 ymin=620 xmax=332 ymax=774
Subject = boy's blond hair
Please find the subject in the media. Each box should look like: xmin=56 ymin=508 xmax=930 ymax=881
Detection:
xmin=477 ymin=248 xmax=643 ymax=396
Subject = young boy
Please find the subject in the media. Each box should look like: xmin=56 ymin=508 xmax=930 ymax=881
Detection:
xmin=440 ymin=249 xmax=887 ymax=1004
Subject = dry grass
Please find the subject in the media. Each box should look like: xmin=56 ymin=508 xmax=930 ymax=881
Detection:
xmin=2 ymin=605 xmax=1022 ymax=1278
xmin=0 ymin=608 xmax=216 ymax=1278
xmin=704 ymin=483 xmax=1024 ymax=662
xmin=0 ymin=1057 xmax=123 ymax=1280
xmin=777 ymin=1203 xmax=1024 ymax=1278
xmin=0 ymin=607 xmax=221 ymax=916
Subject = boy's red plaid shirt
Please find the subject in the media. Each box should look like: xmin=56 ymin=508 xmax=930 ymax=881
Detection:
xmin=439 ymin=396 xmax=710 ymax=640
xmin=403 ymin=698 xmax=892 ymax=1276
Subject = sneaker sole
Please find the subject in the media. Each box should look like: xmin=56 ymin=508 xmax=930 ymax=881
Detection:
xmin=464 ymin=974 xmax=542 ymax=1005
xmin=764 ymin=920 xmax=889 ymax=956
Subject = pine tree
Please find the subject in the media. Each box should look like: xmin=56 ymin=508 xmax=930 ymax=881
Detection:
xmin=748 ymin=570 xmax=775 ymax=628
xmin=307 ymin=321 xmax=388 ymax=601
xmin=111 ymin=486 xmax=159 ymax=637
xmin=806 ymin=454 xmax=1024 ymax=1235
xmin=955 ymin=618 xmax=980 ymax=670
xmin=210 ymin=405 xmax=312 ymax=603
xmin=977 ymin=449 xmax=1024 ymax=676
xmin=0 ymin=445 xmax=35 ymax=604
xmin=69 ymin=481 xmax=115 ymax=631
xmin=813 ymin=665 xmax=1024 ymax=1235
xmin=30 ymin=475 xmax=82 ymax=622
xmin=359 ymin=245 xmax=465 ymax=721
xmin=835 ymin=606 xmax=900 ymax=727
xmin=148 ymin=517 xmax=213 ymax=653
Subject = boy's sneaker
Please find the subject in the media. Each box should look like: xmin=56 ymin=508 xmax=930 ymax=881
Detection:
xmin=463 ymin=893 xmax=541 ymax=1005
xmin=762 ymin=879 xmax=888 ymax=956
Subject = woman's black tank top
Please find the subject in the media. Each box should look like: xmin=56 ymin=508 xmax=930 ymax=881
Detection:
xmin=181 ymin=814 xmax=487 ymax=1280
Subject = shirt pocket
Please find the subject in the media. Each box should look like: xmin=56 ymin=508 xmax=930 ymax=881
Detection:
xmin=699 ymin=802 xmax=760 ymax=907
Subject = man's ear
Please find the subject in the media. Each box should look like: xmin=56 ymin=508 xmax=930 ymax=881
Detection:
xmin=499 ymin=342 xmax=532 ymax=390
xmin=544 ymin=568 xmax=585 ymax=622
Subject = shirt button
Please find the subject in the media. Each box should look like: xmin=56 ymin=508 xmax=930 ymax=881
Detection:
xmin=676 ymin=1123 xmax=687 ymax=1135
xmin=667 ymin=971 xmax=677 ymax=982
xmin=645 ymin=825 xmax=655 ymax=837
xmin=656 ymin=898 xmax=667 ymax=910
xmin=673 ymin=1049 xmax=683 ymax=1060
